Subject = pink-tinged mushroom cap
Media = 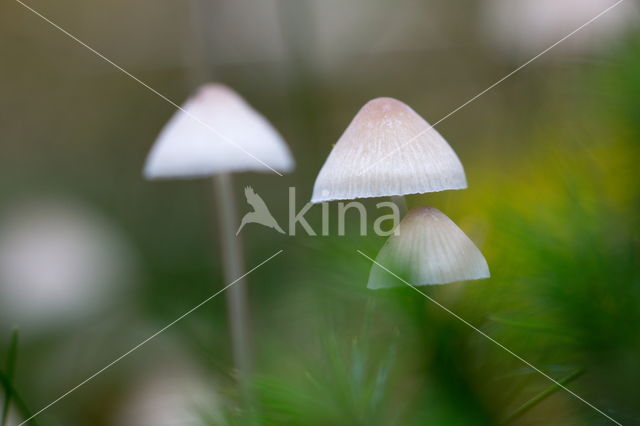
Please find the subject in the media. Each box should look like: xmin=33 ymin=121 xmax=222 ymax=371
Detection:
xmin=312 ymin=97 xmax=466 ymax=203
xmin=368 ymin=206 xmax=489 ymax=289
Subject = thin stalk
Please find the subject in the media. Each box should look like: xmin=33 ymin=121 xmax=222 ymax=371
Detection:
xmin=502 ymin=367 xmax=586 ymax=424
xmin=187 ymin=2 xmax=257 ymax=420
xmin=213 ymin=173 xmax=253 ymax=400
xmin=187 ymin=0 xmax=211 ymax=85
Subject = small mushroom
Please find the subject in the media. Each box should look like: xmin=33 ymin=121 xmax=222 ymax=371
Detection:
xmin=311 ymin=97 xmax=466 ymax=204
xmin=368 ymin=206 xmax=489 ymax=289
xmin=143 ymin=83 xmax=294 ymax=394
xmin=145 ymin=83 xmax=294 ymax=178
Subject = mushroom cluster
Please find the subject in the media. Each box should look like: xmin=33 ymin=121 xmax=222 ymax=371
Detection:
xmin=143 ymin=88 xmax=488 ymax=403
xmin=311 ymin=97 xmax=489 ymax=289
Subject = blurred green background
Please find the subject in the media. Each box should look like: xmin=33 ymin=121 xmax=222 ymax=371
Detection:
xmin=0 ymin=0 xmax=639 ymax=425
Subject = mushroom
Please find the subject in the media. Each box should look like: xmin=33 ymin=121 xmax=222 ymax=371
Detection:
xmin=145 ymin=83 xmax=294 ymax=178
xmin=367 ymin=206 xmax=490 ymax=289
xmin=143 ymin=83 xmax=294 ymax=392
xmin=311 ymin=97 xmax=466 ymax=210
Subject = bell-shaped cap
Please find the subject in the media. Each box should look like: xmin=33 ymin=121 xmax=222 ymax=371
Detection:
xmin=368 ymin=206 xmax=489 ymax=289
xmin=144 ymin=83 xmax=294 ymax=179
xmin=312 ymin=97 xmax=466 ymax=203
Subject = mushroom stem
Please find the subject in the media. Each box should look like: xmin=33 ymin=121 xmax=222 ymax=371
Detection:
xmin=391 ymin=195 xmax=408 ymax=217
xmin=213 ymin=173 xmax=253 ymax=399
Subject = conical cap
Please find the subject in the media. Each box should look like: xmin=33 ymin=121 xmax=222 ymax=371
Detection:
xmin=144 ymin=84 xmax=294 ymax=179
xmin=312 ymin=98 xmax=466 ymax=203
xmin=368 ymin=206 xmax=489 ymax=289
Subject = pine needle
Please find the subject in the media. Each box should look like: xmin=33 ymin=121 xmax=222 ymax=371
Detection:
xmin=502 ymin=367 xmax=586 ymax=424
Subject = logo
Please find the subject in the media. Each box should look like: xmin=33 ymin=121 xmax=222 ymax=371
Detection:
xmin=237 ymin=187 xmax=401 ymax=237
xmin=237 ymin=187 xmax=285 ymax=235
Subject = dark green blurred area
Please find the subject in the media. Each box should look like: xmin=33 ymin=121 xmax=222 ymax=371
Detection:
xmin=1 ymin=1 xmax=639 ymax=425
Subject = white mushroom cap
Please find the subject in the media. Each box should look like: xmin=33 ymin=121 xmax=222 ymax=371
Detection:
xmin=312 ymin=97 xmax=466 ymax=203
xmin=144 ymin=83 xmax=294 ymax=179
xmin=368 ymin=206 xmax=489 ymax=289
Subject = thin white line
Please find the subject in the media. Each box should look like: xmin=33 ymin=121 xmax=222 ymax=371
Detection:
xmin=12 ymin=0 xmax=283 ymax=177
xmin=356 ymin=250 xmax=622 ymax=425
xmin=18 ymin=249 xmax=284 ymax=426
xmin=358 ymin=0 xmax=625 ymax=176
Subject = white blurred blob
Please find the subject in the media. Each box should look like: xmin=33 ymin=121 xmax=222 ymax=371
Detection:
xmin=482 ymin=0 xmax=638 ymax=58
xmin=0 ymin=198 xmax=137 ymax=329
xmin=113 ymin=356 xmax=221 ymax=426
